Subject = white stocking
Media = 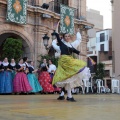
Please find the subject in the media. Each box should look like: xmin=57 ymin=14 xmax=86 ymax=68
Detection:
xmin=67 ymin=86 xmax=72 ymax=98
xmin=60 ymin=91 xmax=64 ymax=96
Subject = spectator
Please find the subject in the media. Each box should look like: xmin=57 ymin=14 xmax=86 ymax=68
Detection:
xmin=48 ymin=59 xmax=56 ymax=76
xmin=39 ymin=59 xmax=48 ymax=69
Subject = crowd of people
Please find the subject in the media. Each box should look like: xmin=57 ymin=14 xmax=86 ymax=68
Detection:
xmin=0 ymin=57 xmax=61 ymax=95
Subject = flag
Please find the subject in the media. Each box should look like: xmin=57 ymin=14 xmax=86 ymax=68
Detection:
xmin=60 ymin=4 xmax=75 ymax=34
xmin=88 ymin=57 xmax=96 ymax=66
xmin=7 ymin=0 xmax=27 ymax=24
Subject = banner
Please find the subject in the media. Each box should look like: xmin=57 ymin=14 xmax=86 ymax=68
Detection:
xmin=60 ymin=4 xmax=75 ymax=34
xmin=7 ymin=0 xmax=27 ymax=24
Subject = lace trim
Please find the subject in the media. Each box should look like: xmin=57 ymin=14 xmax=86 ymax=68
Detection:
xmin=55 ymin=67 xmax=91 ymax=90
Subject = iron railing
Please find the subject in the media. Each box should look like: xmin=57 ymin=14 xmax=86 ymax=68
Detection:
xmin=49 ymin=1 xmax=79 ymax=19
xmin=27 ymin=0 xmax=35 ymax=6
xmin=27 ymin=0 xmax=79 ymax=19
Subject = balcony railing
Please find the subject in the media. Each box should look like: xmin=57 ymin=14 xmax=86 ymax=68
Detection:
xmin=49 ymin=1 xmax=79 ymax=19
xmin=27 ymin=0 xmax=79 ymax=19
xmin=27 ymin=0 xmax=35 ymax=6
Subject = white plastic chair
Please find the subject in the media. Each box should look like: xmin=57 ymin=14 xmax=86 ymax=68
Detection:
xmin=96 ymin=79 xmax=104 ymax=93
xmin=83 ymin=79 xmax=93 ymax=93
xmin=112 ymin=79 xmax=120 ymax=93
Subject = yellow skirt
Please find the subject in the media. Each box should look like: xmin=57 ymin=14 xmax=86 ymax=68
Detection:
xmin=52 ymin=55 xmax=86 ymax=85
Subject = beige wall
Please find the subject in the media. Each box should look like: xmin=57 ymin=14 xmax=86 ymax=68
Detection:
xmin=87 ymin=9 xmax=103 ymax=38
xmin=112 ymin=0 xmax=120 ymax=77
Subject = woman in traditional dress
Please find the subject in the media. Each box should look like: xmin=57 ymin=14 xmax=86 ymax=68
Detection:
xmin=52 ymin=29 xmax=91 ymax=102
xmin=47 ymin=59 xmax=61 ymax=93
xmin=27 ymin=61 xmax=42 ymax=93
xmin=9 ymin=59 xmax=16 ymax=80
xmin=38 ymin=66 xmax=54 ymax=93
xmin=0 ymin=58 xmax=13 ymax=94
xmin=23 ymin=57 xmax=29 ymax=74
xmin=13 ymin=58 xmax=32 ymax=94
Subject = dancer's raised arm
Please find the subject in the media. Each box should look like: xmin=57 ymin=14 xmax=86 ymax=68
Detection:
xmin=52 ymin=39 xmax=61 ymax=53
xmin=55 ymin=33 xmax=62 ymax=45
xmin=71 ymin=29 xmax=82 ymax=48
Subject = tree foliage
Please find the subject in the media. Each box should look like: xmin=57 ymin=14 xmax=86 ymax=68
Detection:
xmin=2 ymin=38 xmax=23 ymax=61
xmin=93 ymin=62 xmax=105 ymax=80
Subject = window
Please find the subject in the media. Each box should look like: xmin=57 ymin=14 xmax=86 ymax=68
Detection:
xmin=100 ymin=33 xmax=105 ymax=42
xmin=105 ymin=70 xmax=110 ymax=77
xmin=109 ymin=56 xmax=112 ymax=60
xmin=100 ymin=44 xmax=104 ymax=51
xmin=56 ymin=0 xmax=68 ymax=5
xmin=54 ymin=0 xmax=68 ymax=14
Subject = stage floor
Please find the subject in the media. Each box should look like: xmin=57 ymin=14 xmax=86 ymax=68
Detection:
xmin=0 ymin=94 xmax=120 ymax=120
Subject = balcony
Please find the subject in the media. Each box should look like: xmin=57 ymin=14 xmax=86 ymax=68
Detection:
xmin=49 ymin=1 xmax=79 ymax=19
xmin=27 ymin=0 xmax=79 ymax=19
xmin=27 ymin=0 xmax=35 ymax=6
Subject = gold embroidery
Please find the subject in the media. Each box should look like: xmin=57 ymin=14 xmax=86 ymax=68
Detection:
xmin=64 ymin=16 xmax=71 ymax=27
xmin=13 ymin=0 xmax=22 ymax=14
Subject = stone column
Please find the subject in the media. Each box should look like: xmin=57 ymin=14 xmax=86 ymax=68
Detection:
xmin=78 ymin=30 xmax=88 ymax=62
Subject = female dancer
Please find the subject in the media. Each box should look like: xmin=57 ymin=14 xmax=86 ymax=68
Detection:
xmin=0 ymin=58 xmax=13 ymax=94
xmin=23 ymin=57 xmax=29 ymax=74
xmin=52 ymin=29 xmax=91 ymax=101
xmin=9 ymin=59 xmax=16 ymax=80
xmin=27 ymin=61 xmax=43 ymax=93
xmin=13 ymin=58 xmax=32 ymax=94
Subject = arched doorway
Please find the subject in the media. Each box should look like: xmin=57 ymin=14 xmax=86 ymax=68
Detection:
xmin=0 ymin=32 xmax=31 ymax=60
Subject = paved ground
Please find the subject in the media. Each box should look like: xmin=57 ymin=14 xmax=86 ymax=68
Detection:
xmin=0 ymin=94 xmax=120 ymax=120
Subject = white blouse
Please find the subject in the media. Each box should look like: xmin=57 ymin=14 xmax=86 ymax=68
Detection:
xmin=48 ymin=64 xmax=56 ymax=73
xmin=52 ymin=32 xmax=81 ymax=53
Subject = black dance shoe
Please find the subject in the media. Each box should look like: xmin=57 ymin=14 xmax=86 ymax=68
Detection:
xmin=66 ymin=97 xmax=76 ymax=102
xmin=57 ymin=96 xmax=65 ymax=100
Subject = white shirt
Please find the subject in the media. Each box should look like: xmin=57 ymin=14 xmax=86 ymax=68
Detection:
xmin=52 ymin=32 xmax=82 ymax=53
xmin=48 ymin=64 xmax=56 ymax=73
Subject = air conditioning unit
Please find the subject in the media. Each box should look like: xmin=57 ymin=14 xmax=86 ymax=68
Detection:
xmin=42 ymin=14 xmax=51 ymax=18
xmin=79 ymin=16 xmax=86 ymax=21
xmin=85 ymin=25 xmax=93 ymax=29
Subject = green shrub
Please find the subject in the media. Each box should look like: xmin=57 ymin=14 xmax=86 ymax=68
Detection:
xmin=2 ymin=38 xmax=23 ymax=62
xmin=93 ymin=62 xmax=105 ymax=80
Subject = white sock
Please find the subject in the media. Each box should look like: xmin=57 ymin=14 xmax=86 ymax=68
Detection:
xmin=74 ymin=88 xmax=77 ymax=93
xmin=60 ymin=91 xmax=64 ymax=96
xmin=76 ymin=88 xmax=79 ymax=93
xmin=72 ymin=88 xmax=75 ymax=93
xmin=67 ymin=87 xmax=72 ymax=98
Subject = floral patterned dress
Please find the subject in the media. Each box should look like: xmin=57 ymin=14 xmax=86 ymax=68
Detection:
xmin=38 ymin=71 xmax=54 ymax=93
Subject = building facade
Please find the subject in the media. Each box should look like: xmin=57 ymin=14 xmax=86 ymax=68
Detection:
xmin=86 ymin=9 xmax=103 ymax=38
xmin=87 ymin=29 xmax=112 ymax=88
xmin=0 ymin=0 xmax=93 ymax=66
xmin=87 ymin=9 xmax=104 ymax=73
xmin=97 ymin=29 xmax=112 ymax=88
xmin=112 ymin=0 xmax=120 ymax=78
